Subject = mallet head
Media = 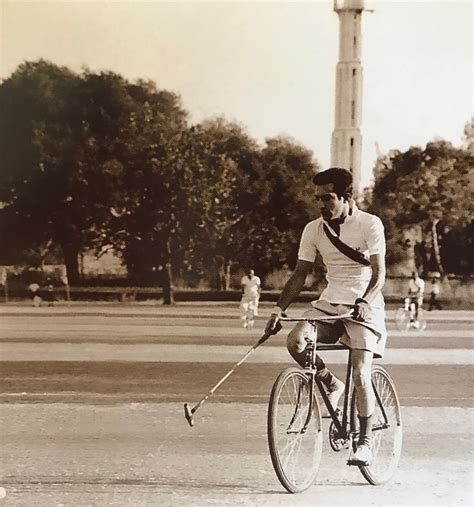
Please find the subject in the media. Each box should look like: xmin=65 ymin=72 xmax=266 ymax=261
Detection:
xmin=184 ymin=403 xmax=194 ymax=427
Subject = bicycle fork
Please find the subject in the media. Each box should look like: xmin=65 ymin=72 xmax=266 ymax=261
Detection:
xmin=287 ymin=331 xmax=319 ymax=435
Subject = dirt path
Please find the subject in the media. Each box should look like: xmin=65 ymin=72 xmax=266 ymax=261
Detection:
xmin=1 ymin=403 xmax=472 ymax=506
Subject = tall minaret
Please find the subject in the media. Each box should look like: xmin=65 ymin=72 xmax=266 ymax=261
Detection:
xmin=331 ymin=0 xmax=365 ymax=197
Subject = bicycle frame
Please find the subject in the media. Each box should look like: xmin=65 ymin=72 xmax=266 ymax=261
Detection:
xmin=315 ymin=343 xmax=353 ymax=439
xmin=313 ymin=343 xmax=391 ymax=439
xmin=280 ymin=314 xmax=354 ymax=439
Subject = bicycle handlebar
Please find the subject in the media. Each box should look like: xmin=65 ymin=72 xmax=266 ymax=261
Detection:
xmin=279 ymin=311 xmax=353 ymax=323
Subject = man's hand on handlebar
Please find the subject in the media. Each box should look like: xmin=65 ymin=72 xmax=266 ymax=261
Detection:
xmin=265 ymin=306 xmax=284 ymax=335
xmin=353 ymin=298 xmax=370 ymax=322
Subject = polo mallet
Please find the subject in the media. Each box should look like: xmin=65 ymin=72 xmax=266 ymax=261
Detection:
xmin=184 ymin=329 xmax=276 ymax=427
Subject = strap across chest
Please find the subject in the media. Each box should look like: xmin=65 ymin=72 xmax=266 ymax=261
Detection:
xmin=322 ymin=223 xmax=370 ymax=266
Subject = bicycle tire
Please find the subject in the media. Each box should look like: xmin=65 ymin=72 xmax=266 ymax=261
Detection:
xmin=395 ymin=308 xmax=410 ymax=332
xmin=268 ymin=367 xmax=323 ymax=493
xmin=415 ymin=309 xmax=427 ymax=331
xmin=350 ymin=365 xmax=403 ymax=485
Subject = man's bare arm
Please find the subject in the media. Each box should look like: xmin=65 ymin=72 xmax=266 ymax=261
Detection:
xmin=361 ymin=253 xmax=386 ymax=304
xmin=275 ymin=260 xmax=314 ymax=312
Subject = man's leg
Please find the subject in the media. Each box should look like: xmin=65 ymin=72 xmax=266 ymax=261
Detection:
xmin=348 ymin=349 xmax=375 ymax=464
xmin=240 ymin=298 xmax=249 ymax=324
xmin=428 ymin=294 xmax=434 ymax=311
xmin=413 ymin=299 xmax=419 ymax=320
xmin=287 ymin=319 xmax=344 ymax=409
xmin=253 ymin=296 xmax=259 ymax=316
xmin=436 ymin=296 xmax=442 ymax=310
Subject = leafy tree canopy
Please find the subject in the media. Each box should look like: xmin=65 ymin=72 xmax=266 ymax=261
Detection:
xmin=368 ymin=140 xmax=473 ymax=275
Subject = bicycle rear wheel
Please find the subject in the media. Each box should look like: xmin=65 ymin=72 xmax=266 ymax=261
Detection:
xmin=395 ymin=308 xmax=410 ymax=331
xmin=268 ymin=367 xmax=323 ymax=493
xmin=415 ymin=309 xmax=427 ymax=331
xmin=350 ymin=366 xmax=403 ymax=485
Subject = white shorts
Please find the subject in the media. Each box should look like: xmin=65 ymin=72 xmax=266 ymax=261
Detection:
xmin=309 ymin=300 xmax=387 ymax=359
xmin=241 ymin=294 xmax=259 ymax=305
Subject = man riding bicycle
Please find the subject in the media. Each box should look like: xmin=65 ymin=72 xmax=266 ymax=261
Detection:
xmin=265 ymin=168 xmax=387 ymax=466
xmin=407 ymin=271 xmax=425 ymax=323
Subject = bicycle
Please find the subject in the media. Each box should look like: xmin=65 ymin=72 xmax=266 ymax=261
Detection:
xmin=395 ymin=297 xmax=427 ymax=332
xmin=267 ymin=314 xmax=403 ymax=493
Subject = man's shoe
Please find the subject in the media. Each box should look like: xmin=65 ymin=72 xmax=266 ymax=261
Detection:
xmin=327 ymin=377 xmax=345 ymax=411
xmin=347 ymin=444 xmax=373 ymax=466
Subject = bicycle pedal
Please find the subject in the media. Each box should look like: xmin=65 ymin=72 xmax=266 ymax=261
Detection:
xmin=347 ymin=458 xmax=370 ymax=467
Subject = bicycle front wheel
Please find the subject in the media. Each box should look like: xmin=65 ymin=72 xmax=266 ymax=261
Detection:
xmin=395 ymin=308 xmax=410 ymax=331
xmin=267 ymin=367 xmax=323 ymax=493
xmin=351 ymin=366 xmax=403 ymax=485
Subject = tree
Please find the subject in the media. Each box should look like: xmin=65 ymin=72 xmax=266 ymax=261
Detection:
xmin=93 ymin=79 xmax=190 ymax=303
xmin=0 ymin=60 xmax=84 ymax=282
xmin=0 ymin=60 xmax=325 ymax=295
xmin=368 ymin=140 xmax=473 ymax=276
xmin=462 ymin=116 xmax=474 ymax=154
xmin=249 ymin=136 xmax=321 ymax=277
xmin=185 ymin=125 xmax=322 ymax=287
xmin=189 ymin=118 xmax=263 ymax=288
xmin=0 ymin=61 xmax=136 ymax=283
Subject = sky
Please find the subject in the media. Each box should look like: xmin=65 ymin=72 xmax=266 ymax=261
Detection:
xmin=1 ymin=0 xmax=472 ymax=187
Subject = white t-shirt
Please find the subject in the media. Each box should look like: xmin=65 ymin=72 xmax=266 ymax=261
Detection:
xmin=408 ymin=277 xmax=425 ymax=295
xmin=241 ymin=275 xmax=261 ymax=297
xmin=298 ymin=205 xmax=386 ymax=306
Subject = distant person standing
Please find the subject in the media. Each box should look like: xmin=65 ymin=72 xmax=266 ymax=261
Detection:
xmin=408 ymin=271 xmax=425 ymax=321
xmin=28 ymin=282 xmax=41 ymax=307
xmin=428 ymin=278 xmax=442 ymax=311
xmin=43 ymin=279 xmax=56 ymax=306
xmin=240 ymin=268 xmax=261 ymax=326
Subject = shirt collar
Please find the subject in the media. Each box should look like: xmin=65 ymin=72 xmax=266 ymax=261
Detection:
xmin=322 ymin=200 xmax=359 ymax=235
xmin=348 ymin=199 xmax=358 ymax=217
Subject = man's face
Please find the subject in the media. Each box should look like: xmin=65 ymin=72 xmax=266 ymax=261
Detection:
xmin=314 ymin=183 xmax=346 ymax=221
xmin=248 ymin=269 xmax=255 ymax=277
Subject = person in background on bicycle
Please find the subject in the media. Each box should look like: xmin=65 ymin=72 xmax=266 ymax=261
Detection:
xmin=407 ymin=271 xmax=425 ymax=322
xmin=265 ymin=167 xmax=387 ymax=466
xmin=240 ymin=268 xmax=261 ymax=327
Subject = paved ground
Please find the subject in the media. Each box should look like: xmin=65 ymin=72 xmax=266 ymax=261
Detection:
xmin=0 ymin=303 xmax=473 ymax=506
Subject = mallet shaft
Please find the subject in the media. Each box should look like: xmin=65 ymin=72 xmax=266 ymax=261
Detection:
xmin=190 ymin=332 xmax=271 ymax=414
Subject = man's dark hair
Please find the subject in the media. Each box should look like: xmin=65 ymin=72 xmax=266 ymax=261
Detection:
xmin=312 ymin=167 xmax=353 ymax=199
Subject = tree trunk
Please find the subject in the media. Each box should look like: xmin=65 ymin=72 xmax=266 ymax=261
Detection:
xmin=61 ymin=240 xmax=81 ymax=285
xmin=214 ymin=256 xmax=225 ymax=290
xmin=162 ymin=239 xmax=174 ymax=305
xmin=214 ymin=258 xmax=232 ymax=290
xmin=224 ymin=260 xmax=232 ymax=291
xmin=413 ymin=240 xmax=428 ymax=276
xmin=431 ymin=219 xmax=445 ymax=277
